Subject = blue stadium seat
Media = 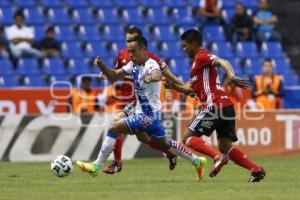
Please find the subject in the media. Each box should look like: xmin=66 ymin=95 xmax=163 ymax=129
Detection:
xmin=85 ymin=42 xmax=109 ymax=57
xmin=175 ymin=7 xmax=195 ymax=25
xmin=40 ymin=0 xmax=63 ymax=7
xmin=203 ymin=26 xmax=226 ymax=42
xmin=122 ymin=8 xmax=145 ymax=24
xmin=222 ymin=8 xmax=235 ymax=23
xmin=24 ymin=8 xmax=45 ymax=24
xmin=115 ymin=0 xmax=139 ymax=8
xmin=56 ymin=25 xmax=76 ymax=41
xmin=212 ymin=42 xmax=234 ymax=58
xmin=0 ymin=76 xmax=20 ymax=87
xmin=0 ymin=0 xmax=10 ymax=7
xmin=0 ymin=60 xmax=14 ymax=75
xmin=67 ymin=59 xmax=90 ymax=75
xmin=226 ymin=58 xmax=242 ymax=74
xmin=272 ymin=58 xmax=292 ymax=74
xmin=61 ymin=41 xmax=84 ymax=58
xmin=49 ymin=75 xmax=72 ymax=87
xmin=23 ymin=75 xmax=47 ymax=87
xmin=65 ymin=0 xmax=89 ymax=7
xmin=160 ymin=42 xmax=182 ymax=58
xmin=187 ymin=0 xmax=200 ymax=7
xmin=221 ymin=0 xmax=236 ymax=8
xmin=145 ymin=8 xmax=169 ymax=24
xmin=261 ymin=42 xmax=284 ymax=58
xmin=98 ymin=8 xmax=120 ymax=24
xmin=90 ymin=0 xmax=114 ymax=7
xmin=244 ymin=58 xmax=263 ymax=74
xmin=42 ymin=58 xmax=66 ymax=75
xmin=46 ymin=8 xmax=71 ymax=24
xmin=72 ymin=8 xmax=95 ymax=24
xmin=14 ymin=0 xmax=36 ymax=7
xmin=238 ymin=0 xmax=258 ymax=9
xmin=77 ymin=25 xmax=101 ymax=41
xmin=149 ymin=25 xmax=177 ymax=41
xmin=283 ymin=74 xmax=299 ymax=86
xmin=17 ymin=59 xmax=41 ymax=75
xmin=164 ymin=0 xmax=187 ymax=7
xmin=100 ymin=25 xmax=125 ymax=41
xmin=34 ymin=25 xmax=46 ymax=40
xmin=236 ymin=42 xmax=259 ymax=58
xmin=139 ymin=0 xmax=163 ymax=7
xmin=0 ymin=8 xmax=14 ymax=24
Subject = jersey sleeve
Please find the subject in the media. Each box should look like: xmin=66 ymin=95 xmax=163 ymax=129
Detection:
xmin=147 ymin=51 xmax=168 ymax=72
xmin=195 ymin=51 xmax=217 ymax=69
xmin=121 ymin=61 xmax=133 ymax=75
xmin=148 ymin=60 xmax=161 ymax=74
xmin=114 ymin=52 xmax=123 ymax=70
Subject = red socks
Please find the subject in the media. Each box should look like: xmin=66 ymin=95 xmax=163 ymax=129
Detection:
xmin=147 ymin=139 xmax=175 ymax=157
xmin=228 ymin=147 xmax=260 ymax=172
xmin=186 ymin=136 xmax=221 ymax=159
xmin=113 ymin=135 xmax=123 ymax=161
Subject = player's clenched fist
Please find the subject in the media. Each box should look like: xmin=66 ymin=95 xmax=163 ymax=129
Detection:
xmin=94 ymin=56 xmax=104 ymax=67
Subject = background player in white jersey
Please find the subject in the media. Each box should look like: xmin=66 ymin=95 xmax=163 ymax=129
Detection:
xmin=77 ymin=36 xmax=207 ymax=181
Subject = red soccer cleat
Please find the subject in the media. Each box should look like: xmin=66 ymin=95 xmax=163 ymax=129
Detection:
xmin=249 ymin=167 xmax=266 ymax=183
xmin=209 ymin=155 xmax=229 ymax=177
xmin=103 ymin=161 xmax=122 ymax=175
xmin=167 ymin=154 xmax=177 ymax=170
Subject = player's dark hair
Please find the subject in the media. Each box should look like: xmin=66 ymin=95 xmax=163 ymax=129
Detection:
xmin=181 ymin=29 xmax=202 ymax=46
xmin=126 ymin=26 xmax=143 ymax=36
xmin=134 ymin=35 xmax=148 ymax=49
xmin=263 ymin=58 xmax=272 ymax=63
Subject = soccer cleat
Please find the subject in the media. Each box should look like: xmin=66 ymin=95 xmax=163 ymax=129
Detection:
xmin=103 ymin=161 xmax=122 ymax=175
xmin=76 ymin=161 xmax=100 ymax=177
xmin=167 ymin=155 xmax=177 ymax=171
xmin=193 ymin=157 xmax=207 ymax=181
xmin=249 ymin=167 xmax=266 ymax=183
xmin=209 ymin=155 xmax=229 ymax=177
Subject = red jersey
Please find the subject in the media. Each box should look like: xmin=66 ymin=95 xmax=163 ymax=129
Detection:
xmin=115 ymin=48 xmax=168 ymax=103
xmin=190 ymin=48 xmax=233 ymax=108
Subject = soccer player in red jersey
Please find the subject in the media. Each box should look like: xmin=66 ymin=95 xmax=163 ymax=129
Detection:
xmin=102 ymin=27 xmax=182 ymax=174
xmin=167 ymin=29 xmax=266 ymax=182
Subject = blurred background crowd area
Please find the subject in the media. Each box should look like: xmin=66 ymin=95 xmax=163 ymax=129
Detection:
xmin=0 ymin=0 xmax=299 ymax=111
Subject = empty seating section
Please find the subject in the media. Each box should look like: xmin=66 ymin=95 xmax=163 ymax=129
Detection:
xmin=0 ymin=0 xmax=298 ymax=88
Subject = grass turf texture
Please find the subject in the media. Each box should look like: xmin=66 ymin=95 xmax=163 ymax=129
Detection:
xmin=0 ymin=156 xmax=299 ymax=200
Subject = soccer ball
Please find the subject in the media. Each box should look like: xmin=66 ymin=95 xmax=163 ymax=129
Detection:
xmin=50 ymin=155 xmax=73 ymax=177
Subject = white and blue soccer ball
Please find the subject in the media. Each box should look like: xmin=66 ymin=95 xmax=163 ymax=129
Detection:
xmin=50 ymin=155 xmax=73 ymax=177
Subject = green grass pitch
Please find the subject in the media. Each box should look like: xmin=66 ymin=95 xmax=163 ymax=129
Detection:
xmin=0 ymin=156 xmax=299 ymax=200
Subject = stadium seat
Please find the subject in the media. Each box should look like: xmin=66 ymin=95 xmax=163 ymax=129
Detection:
xmin=67 ymin=59 xmax=90 ymax=75
xmin=17 ymin=59 xmax=41 ymax=75
xmin=122 ymin=8 xmax=145 ymax=24
xmin=164 ymin=0 xmax=187 ymax=7
xmin=145 ymin=8 xmax=170 ymax=24
xmin=65 ymin=0 xmax=89 ymax=8
xmin=42 ymin=58 xmax=66 ymax=75
xmin=227 ymin=58 xmax=243 ymax=74
xmin=187 ymin=0 xmax=200 ymax=7
xmin=272 ymin=58 xmax=292 ymax=74
xmin=221 ymin=0 xmax=236 ymax=8
xmin=0 ymin=60 xmax=14 ymax=75
xmin=61 ymin=41 xmax=84 ymax=58
xmin=160 ymin=42 xmax=182 ymax=58
xmin=14 ymin=0 xmax=36 ymax=7
xmin=0 ymin=0 xmax=10 ymax=7
xmin=23 ymin=75 xmax=47 ymax=87
xmin=34 ymin=25 xmax=47 ymax=40
xmin=56 ymin=25 xmax=76 ymax=40
xmin=139 ymin=0 xmax=163 ymax=7
xmin=236 ymin=42 xmax=259 ymax=58
xmin=90 ymin=0 xmax=114 ymax=8
xmin=283 ymin=74 xmax=299 ymax=86
xmin=40 ymin=0 xmax=63 ymax=7
xmin=203 ymin=26 xmax=226 ymax=42
xmin=175 ymin=7 xmax=195 ymax=25
xmin=261 ymin=42 xmax=285 ymax=58
xmin=77 ymin=25 xmax=101 ymax=41
xmin=71 ymin=8 xmax=96 ymax=24
xmin=24 ymin=8 xmax=45 ymax=24
xmin=222 ymin=8 xmax=235 ymax=24
xmin=0 ymin=76 xmax=20 ymax=87
xmin=238 ymin=0 xmax=258 ymax=9
xmin=98 ymin=8 xmax=120 ymax=24
xmin=46 ymin=8 xmax=72 ymax=24
xmin=0 ymin=7 xmax=14 ymax=24
xmin=85 ymin=42 xmax=109 ymax=58
xmin=244 ymin=58 xmax=263 ymax=74
xmin=115 ymin=0 xmax=139 ymax=8
xmin=212 ymin=42 xmax=234 ymax=58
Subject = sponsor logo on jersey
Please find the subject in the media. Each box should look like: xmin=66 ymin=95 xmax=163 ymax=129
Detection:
xmin=201 ymin=120 xmax=214 ymax=129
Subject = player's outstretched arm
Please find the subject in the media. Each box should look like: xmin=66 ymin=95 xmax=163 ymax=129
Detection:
xmin=215 ymin=58 xmax=251 ymax=89
xmin=144 ymin=70 xmax=162 ymax=83
xmin=165 ymin=81 xmax=194 ymax=95
xmin=94 ymin=57 xmax=126 ymax=82
xmin=162 ymin=68 xmax=184 ymax=86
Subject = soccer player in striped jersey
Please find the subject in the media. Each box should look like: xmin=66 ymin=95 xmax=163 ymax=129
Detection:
xmin=77 ymin=36 xmax=207 ymax=181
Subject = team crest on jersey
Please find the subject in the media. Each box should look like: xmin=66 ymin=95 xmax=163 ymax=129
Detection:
xmin=200 ymin=121 xmax=214 ymax=129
